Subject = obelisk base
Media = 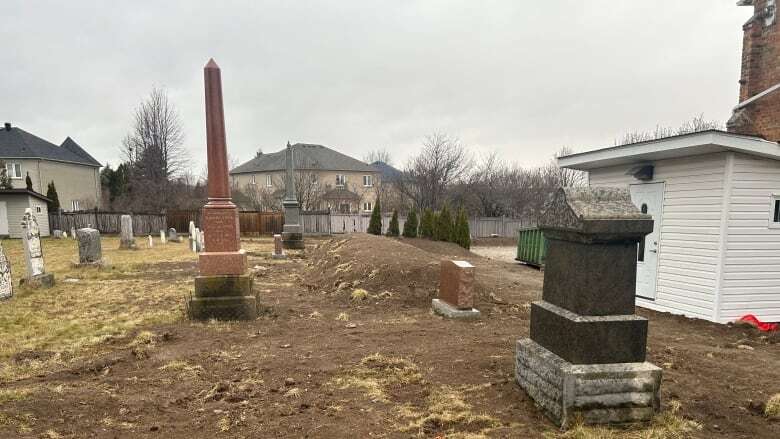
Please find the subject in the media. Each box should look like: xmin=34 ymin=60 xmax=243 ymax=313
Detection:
xmin=515 ymin=338 xmax=661 ymax=429
xmin=198 ymin=251 xmax=248 ymax=276
xmin=188 ymin=274 xmax=257 ymax=320
xmin=282 ymin=227 xmax=305 ymax=249
xmin=20 ymin=273 xmax=55 ymax=289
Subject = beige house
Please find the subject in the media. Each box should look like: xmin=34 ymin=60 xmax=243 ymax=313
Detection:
xmin=230 ymin=143 xmax=380 ymax=213
xmin=0 ymin=123 xmax=101 ymax=211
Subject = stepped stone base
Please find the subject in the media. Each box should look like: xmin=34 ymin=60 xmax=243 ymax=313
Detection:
xmin=282 ymin=233 xmax=305 ymax=249
xmin=20 ymin=273 xmax=55 ymax=288
xmin=188 ymin=274 xmax=257 ymax=320
xmin=515 ymin=338 xmax=661 ymax=429
xmin=432 ymin=298 xmax=481 ymax=320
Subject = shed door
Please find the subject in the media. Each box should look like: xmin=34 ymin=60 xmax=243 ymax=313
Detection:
xmin=630 ymin=183 xmax=664 ymax=300
xmin=0 ymin=202 xmax=7 ymax=236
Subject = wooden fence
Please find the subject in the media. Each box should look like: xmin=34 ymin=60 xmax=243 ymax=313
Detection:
xmin=167 ymin=210 xmax=201 ymax=233
xmin=326 ymin=213 xmax=528 ymax=238
xmin=49 ymin=210 xmax=167 ymax=235
xmin=239 ymin=211 xmax=284 ymax=236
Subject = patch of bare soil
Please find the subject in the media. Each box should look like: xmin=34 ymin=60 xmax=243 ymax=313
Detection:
xmin=0 ymin=234 xmax=778 ymax=438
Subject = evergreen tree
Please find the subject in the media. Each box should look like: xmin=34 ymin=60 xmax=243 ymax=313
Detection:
xmin=419 ymin=208 xmax=433 ymax=238
xmin=386 ymin=210 xmax=400 ymax=237
xmin=455 ymin=207 xmax=471 ymax=249
xmin=435 ymin=204 xmax=453 ymax=242
xmin=402 ymin=207 xmax=418 ymax=238
xmin=46 ymin=181 xmax=61 ymax=211
xmin=0 ymin=161 xmax=12 ymax=190
xmin=25 ymin=172 xmax=33 ymax=191
xmin=367 ymin=199 xmax=383 ymax=235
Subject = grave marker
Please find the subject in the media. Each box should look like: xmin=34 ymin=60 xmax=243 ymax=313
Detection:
xmin=0 ymin=242 xmax=12 ymax=300
xmin=76 ymin=228 xmax=103 ymax=265
xmin=119 ymin=215 xmax=136 ymax=249
xmin=281 ymin=142 xmax=304 ymax=249
xmin=20 ymin=208 xmax=54 ymax=288
xmin=432 ymin=260 xmax=479 ymax=319
xmin=168 ymin=228 xmax=181 ymax=243
xmin=160 ymin=230 xmax=166 ymax=244
xmin=272 ymin=234 xmax=286 ymax=259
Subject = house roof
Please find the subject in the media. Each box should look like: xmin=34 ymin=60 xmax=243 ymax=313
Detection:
xmin=558 ymin=130 xmax=780 ymax=171
xmin=0 ymin=125 xmax=101 ymax=167
xmin=0 ymin=189 xmax=51 ymax=203
xmin=230 ymin=143 xmax=377 ymax=174
xmin=371 ymin=161 xmax=402 ymax=181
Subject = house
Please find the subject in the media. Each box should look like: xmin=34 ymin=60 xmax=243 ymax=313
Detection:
xmin=0 ymin=189 xmax=51 ymax=238
xmin=230 ymin=143 xmax=381 ymax=213
xmin=0 ymin=123 xmax=102 ymax=211
xmin=557 ymin=1 xmax=780 ymax=324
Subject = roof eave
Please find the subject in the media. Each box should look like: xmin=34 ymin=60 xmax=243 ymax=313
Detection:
xmin=558 ymin=131 xmax=780 ymax=170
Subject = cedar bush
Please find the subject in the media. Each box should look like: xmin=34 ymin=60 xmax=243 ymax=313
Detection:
xmin=454 ymin=207 xmax=471 ymax=249
xmin=46 ymin=181 xmax=61 ymax=211
xmin=386 ymin=210 xmax=400 ymax=237
xmin=435 ymin=204 xmax=453 ymax=242
xmin=367 ymin=199 xmax=383 ymax=235
xmin=402 ymin=208 xmax=418 ymax=238
xmin=419 ymin=208 xmax=434 ymax=238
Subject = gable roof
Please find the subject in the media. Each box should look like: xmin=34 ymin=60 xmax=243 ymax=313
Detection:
xmin=0 ymin=125 xmax=101 ymax=167
xmin=230 ymin=143 xmax=377 ymax=174
xmin=371 ymin=161 xmax=402 ymax=181
xmin=0 ymin=189 xmax=51 ymax=203
xmin=558 ymin=130 xmax=780 ymax=170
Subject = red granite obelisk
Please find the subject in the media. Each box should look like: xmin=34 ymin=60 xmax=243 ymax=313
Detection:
xmin=188 ymin=59 xmax=256 ymax=320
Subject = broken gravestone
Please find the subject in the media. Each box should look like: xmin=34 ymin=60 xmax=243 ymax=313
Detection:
xmin=119 ymin=215 xmax=136 ymax=249
xmin=0 ymin=241 xmax=12 ymax=300
xmin=432 ymin=260 xmax=479 ymax=319
xmin=515 ymin=187 xmax=661 ymax=428
xmin=20 ymin=209 xmax=55 ymax=288
xmin=76 ymin=228 xmax=103 ymax=265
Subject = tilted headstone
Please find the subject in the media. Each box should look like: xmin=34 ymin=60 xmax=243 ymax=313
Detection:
xmin=119 ymin=215 xmax=136 ymax=249
xmin=272 ymin=234 xmax=286 ymax=259
xmin=0 ymin=241 xmax=12 ymax=300
xmin=432 ymin=260 xmax=479 ymax=319
xmin=20 ymin=209 xmax=54 ymax=288
xmin=515 ymin=187 xmax=661 ymax=428
xmin=168 ymin=228 xmax=181 ymax=243
xmin=76 ymin=228 xmax=103 ymax=265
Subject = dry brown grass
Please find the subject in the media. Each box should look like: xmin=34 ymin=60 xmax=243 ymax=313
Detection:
xmin=766 ymin=393 xmax=780 ymax=418
xmin=0 ymin=236 xmax=196 ymax=381
xmin=397 ymin=385 xmax=502 ymax=438
xmin=330 ymin=353 xmax=423 ymax=402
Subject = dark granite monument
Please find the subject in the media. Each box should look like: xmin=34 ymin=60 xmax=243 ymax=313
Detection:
xmin=187 ymin=59 xmax=257 ymax=321
xmin=281 ymin=142 xmax=304 ymax=249
xmin=516 ymin=187 xmax=662 ymax=428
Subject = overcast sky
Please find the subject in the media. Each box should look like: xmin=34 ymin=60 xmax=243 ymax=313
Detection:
xmin=2 ymin=1 xmax=752 ymax=174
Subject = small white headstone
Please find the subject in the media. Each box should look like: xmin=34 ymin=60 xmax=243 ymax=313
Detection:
xmin=0 ymin=241 xmax=12 ymax=300
xmin=120 ymin=215 xmax=136 ymax=249
xmin=21 ymin=208 xmax=45 ymax=277
xmin=148 ymin=235 xmax=153 ymax=248
xmin=63 ymin=231 xmax=68 ymax=238
xmin=160 ymin=230 xmax=166 ymax=244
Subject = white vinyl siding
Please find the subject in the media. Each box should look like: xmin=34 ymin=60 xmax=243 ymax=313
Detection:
xmin=588 ymin=153 xmax=728 ymax=321
xmin=0 ymin=195 xmax=50 ymax=238
xmin=720 ymin=153 xmax=780 ymax=323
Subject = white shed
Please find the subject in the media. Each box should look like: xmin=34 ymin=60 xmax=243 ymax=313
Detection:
xmin=559 ymin=130 xmax=780 ymax=324
xmin=0 ymin=189 xmax=51 ymax=238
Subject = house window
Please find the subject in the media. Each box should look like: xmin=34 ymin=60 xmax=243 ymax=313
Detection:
xmin=250 ymin=175 xmax=256 ymax=185
xmin=771 ymin=195 xmax=780 ymax=227
xmin=363 ymin=175 xmax=373 ymax=187
xmin=336 ymin=174 xmax=346 ymax=187
xmin=266 ymin=175 xmax=272 ymax=187
xmin=5 ymin=162 xmax=21 ymax=179
xmin=35 ymin=206 xmax=42 ymax=213
xmin=311 ymin=173 xmax=318 ymax=185
xmin=71 ymin=200 xmax=80 ymax=211
xmin=363 ymin=202 xmax=372 ymax=212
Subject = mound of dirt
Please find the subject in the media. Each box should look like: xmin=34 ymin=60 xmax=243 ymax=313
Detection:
xmin=303 ymin=234 xmax=480 ymax=307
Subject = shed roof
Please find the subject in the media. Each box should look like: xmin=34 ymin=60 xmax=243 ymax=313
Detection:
xmin=0 ymin=125 xmax=101 ymax=167
xmin=0 ymin=189 xmax=51 ymax=203
xmin=230 ymin=143 xmax=377 ymax=174
xmin=558 ymin=130 xmax=780 ymax=170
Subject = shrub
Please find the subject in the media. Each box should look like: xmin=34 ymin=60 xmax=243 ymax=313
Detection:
xmin=46 ymin=181 xmax=61 ymax=211
xmin=367 ymin=199 xmax=382 ymax=235
xmin=402 ymin=208 xmax=418 ymax=238
xmin=454 ymin=207 xmax=471 ymax=249
xmin=419 ymin=208 xmax=434 ymax=238
xmin=435 ymin=204 xmax=453 ymax=242
xmin=386 ymin=210 xmax=400 ymax=237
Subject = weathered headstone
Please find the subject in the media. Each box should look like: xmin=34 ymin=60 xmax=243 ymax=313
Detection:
xmin=432 ymin=260 xmax=479 ymax=319
xmin=62 ymin=231 xmax=68 ymax=238
xmin=53 ymin=229 xmax=63 ymax=239
xmin=281 ymin=142 xmax=304 ymax=249
xmin=20 ymin=209 xmax=55 ymax=288
xmin=187 ymin=58 xmax=256 ymax=321
xmin=76 ymin=228 xmax=103 ymax=265
xmin=272 ymin=234 xmax=286 ymax=259
xmin=0 ymin=242 xmax=13 ymax=300
xmin=119 ymin=215 xmax=136 ymax=249
xmin=160 ymin=230 xmax=166 ymax=244
xmin=198 ymin=231 xmax=205 ymax=252
xmin=168 ymin=228 xmax=181 ymax=243
xmin=70 ymin=227 xmax=76 ymax=239
xmin=515 ymin=187 xmax=661 ymax=428
xmin=148 ymin=235 xmax=153 ymax=248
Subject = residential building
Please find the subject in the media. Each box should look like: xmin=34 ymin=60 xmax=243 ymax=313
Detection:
xmin=0 ymin=123 xmax=101 ymax=211
xmin=230 ymin=143 xmax=380 ymax=213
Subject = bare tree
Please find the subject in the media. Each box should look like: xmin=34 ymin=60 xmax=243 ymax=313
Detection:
xmin=616 ymin=114 xmax=723 ymax=146
xmin=396 ymin=133 xmax=471 ymax=211
xmin=364 ymin=148 xmax=392 ymax=165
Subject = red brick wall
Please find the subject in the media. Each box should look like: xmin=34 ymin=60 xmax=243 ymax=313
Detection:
xmin=729 ymin=0 xmax=780 ymax=140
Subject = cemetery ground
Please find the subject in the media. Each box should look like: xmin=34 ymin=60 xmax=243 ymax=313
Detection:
xmin=0 ymin=236 xmax=778 ymax=438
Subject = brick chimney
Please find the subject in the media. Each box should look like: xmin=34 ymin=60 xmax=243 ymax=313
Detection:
xmin=728 ymin=0 xmax=780 ymax=140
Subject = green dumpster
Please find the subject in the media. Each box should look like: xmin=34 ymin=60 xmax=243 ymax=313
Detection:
xmin=516 ymin=227 xmax=547 ymax=268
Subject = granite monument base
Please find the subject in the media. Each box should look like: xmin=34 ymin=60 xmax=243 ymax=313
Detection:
xmin=272 ymin=253 xmax=287 ymax=260
xmin=188 ymin=274 xmax=258 ymax=320
xmin=282 ymin=228 xmax=305 ymax=250
xmin=515 ymin=338 xmax=661 ymax=429
xmin=20 ymin=273 xmax=55 ymax=289
xmin=431 ymin=298 xmax=481 ymax=320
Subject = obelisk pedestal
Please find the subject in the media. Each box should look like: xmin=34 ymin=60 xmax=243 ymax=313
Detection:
xmin=281 ymin=142 xmax=305 ymax=250
xmin=515 ymin=188 xmax=662 ymax=428
xmin=188 ymin=59 xmax=257 ymax=321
